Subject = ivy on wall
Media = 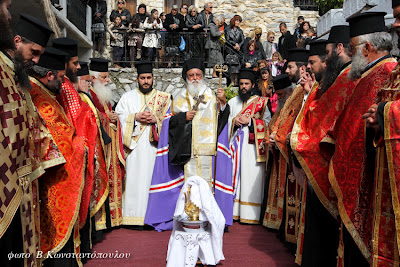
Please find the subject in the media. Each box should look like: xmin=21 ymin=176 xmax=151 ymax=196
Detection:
xmin=316 ymin=0 xmax=344 ymax=15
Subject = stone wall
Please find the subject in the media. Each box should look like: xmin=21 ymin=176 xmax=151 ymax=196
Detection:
xmin=108 ymin=67 xmax=226 ymax=106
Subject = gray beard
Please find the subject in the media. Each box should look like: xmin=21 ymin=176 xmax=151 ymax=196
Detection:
xmin=92 ymin=80 xmax=113 ymax=103
xmin=349 ymin=47 xmax=368 ymax=80
xmin=186 ymin=78 xmax=206 ymax=96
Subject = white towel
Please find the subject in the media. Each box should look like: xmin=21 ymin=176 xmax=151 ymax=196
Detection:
xmin=166 ymin=176 xmax=225 ymax=266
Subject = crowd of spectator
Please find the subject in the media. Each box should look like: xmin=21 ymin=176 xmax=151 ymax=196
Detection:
xmin=93 ymin=0 xmax=316 ymax=87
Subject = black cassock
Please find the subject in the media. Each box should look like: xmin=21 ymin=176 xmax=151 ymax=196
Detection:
xmin=168 ymin=104 xmax=230 ymax=167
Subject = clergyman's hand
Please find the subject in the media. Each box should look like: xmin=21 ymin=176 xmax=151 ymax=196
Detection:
xmin=106 ymin=110 xmax=119 ymax=123
xmin=362 ymin=104 xmax=379 ymax=130
xmin=146 ymin=115 xmax=157 ymax=124
xmin=300 ymin=72 xmax=313 ymax=93
xmin=234 ymin=116 xmax=242 ymax=126
xmin=269 ymin=132 xmax=276 ymax=148
xmin=216 ymin=88 xmax=226 ymax=105
xmin=186 ymin=110 xmax=196 ymax=121
xmin=240 ymin=115 xmax=250 ymax=125
xmin=135 ymin=112 xmax=148 ymax=123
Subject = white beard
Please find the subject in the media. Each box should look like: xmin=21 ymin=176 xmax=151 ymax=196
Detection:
xmin=186 ymin=78 xmax=207 ymax=96
xmin=92 ymin=79 xmax=113 ymax=104
xmin=349 ymin=46 xmax=368 ymax=80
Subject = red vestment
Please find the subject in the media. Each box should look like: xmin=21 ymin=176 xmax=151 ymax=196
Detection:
xmin=29 ymin=78 xmax=87 ymax=261
xmin=329 ymin=57 xmax=397 ymax=263
xmin=373 ymin=62 xmax=400 ymax=266
xmin=57 ymin=77 xmax=98 ymax=228
xmin=85 ymin=87 xmax=125 ymax=229
xmin=291 ymin=64 xmax=359 ymax=265
xmin=263 ymin=84 xmax=305 ymax=237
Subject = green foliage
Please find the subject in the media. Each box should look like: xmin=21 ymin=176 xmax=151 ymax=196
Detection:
xmin=224 ymin=84 xmax=238 ymax=101
xmin=316 ymin=0 xmax=344 ymax=15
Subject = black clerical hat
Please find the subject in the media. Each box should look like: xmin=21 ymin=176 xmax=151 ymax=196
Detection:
xmin=90 ymin=58 xmax=110 ymax=72
xmin=52 ymin=38 xmax=78 ymax=57
xmin=77 ymin=61 xmax=89 ymax=76
xmin=272 ymin=74 xmax=292 ymax=91
xmin=327 ymin=25 xmax=350 ymax=44
xmin=15 ymin=14 xmax=54 ymax=47
xmin=135 ymin=61 xmax=153 ymax=75
xmin=287 ymin=48 xmax=309 ymax=63
xmin=182 ymin=59 xmax=205 ymax=80
xmin=238 ymin=69 xmax=256 ymax=83
xmin=37 ymin=47 xmax=68 ymax=71
xmin=347 ymin=12 xmax=387 ymax=38
xmin=393 ymin=0 xmax=400 ymax=8
xmin=309 ymin=39 xmax=327 ymax=57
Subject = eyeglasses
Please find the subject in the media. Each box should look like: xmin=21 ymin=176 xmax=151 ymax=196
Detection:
xmin=350 ymin=42 xmax=366 ymax=52
xmin=118 ymin=2 xmax=124 ymax=4
xmin=209 ymin=6 xmax=213 ymax=8
xmin=182 ymin=6 xmax=188 ymax=9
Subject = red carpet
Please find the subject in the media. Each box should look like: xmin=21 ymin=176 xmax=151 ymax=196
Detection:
xmin=85 ymin=223 xmax=297 ymax=267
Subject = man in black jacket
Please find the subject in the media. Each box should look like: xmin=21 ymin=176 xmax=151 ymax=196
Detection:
xmin=89 ymin=0 xmax=107 ymax=56
xmin=278 ymin=22 xmax=296 ymax=60
xmin=164 ymin=5 xmax=185 ymax=66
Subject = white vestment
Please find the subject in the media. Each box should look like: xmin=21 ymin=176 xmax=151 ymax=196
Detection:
xmin=228 ymin=95 xmax=271 ymax=223
xmin=172 ymin=87 xmax=217 ymax=185
xmin=116 ymin=88 xmax=171 ymax=225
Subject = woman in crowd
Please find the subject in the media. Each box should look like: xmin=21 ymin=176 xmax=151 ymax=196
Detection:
xmin=185 ymin=5 xmax=204 ymax=59
xmin=243 ymin=39 xmax=264 ymax=70
xmin=257 ymin=59 xmax=268 ymax=71
xmin=225 ymin=15 xmax=244 ymax=86
xmin=296 ymin=21 xmax=311 ymax=48
xmin=143 ymin=9 xmax=163 ymax=61
xmin=128 ymin=4 xmax=148 ymax=62
xmin=207 ymin=16 xmax=224 ymax=76
xmin=110 ymin=0 xmax=131 ymax=27
xmin=180 ymin=4 xmax=189 ymax=22
xmin=109 ymin=15 xmax=127 ymax=68
xmin=267 ymin=52 xmax=285 ymax=77
xmin=263 ymin=31 xmax=278 ymax=60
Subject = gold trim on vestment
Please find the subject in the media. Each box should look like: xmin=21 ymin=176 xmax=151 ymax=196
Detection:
xmin=234 ymin=199 xmax=261 ymax=207
xmin=79 ymin=92 xmax=107 ymax=157
xmin=122 ymin=216 xmax=145 ymax=225
xmin=290 ymin=82 xmax=339 ymax=218
xmin=239 ymin=219 xmax=260 ymax=224
xmin=372 ymin=148 xmax=384 ymax=267
xmin=384 ymin=101 xmax=400 ymax=258
xmin=328 ymin=163 xmax=371 ymax=261
xmin=295 ymin=183 xmax=307 ymax=265
xmin=123 ymin=113 xmax=136 ymax=148
xmin=95 ymin=204 xmax=107 ymax=231
xmin=321 ymin=136 xmax=335 ymax=145
xmin=229 ymin=96 xmax=258 ymax=139
xmin=45 ymin=147 xmax=88 ymax=259
xmin=0 ymin=188 xmax=22 ymax=237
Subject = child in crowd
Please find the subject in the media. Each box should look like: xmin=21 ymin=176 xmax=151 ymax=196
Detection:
xmin=267 ymin=52 xmax=285 ymax=77
xmin=109 ymin=16 xmax=126 ymax=68
xmin=143 ymin=9 xmax=163 ymax=61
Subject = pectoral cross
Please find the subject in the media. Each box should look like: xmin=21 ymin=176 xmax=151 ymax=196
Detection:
xmin=192 ymin=94 xmax=207 ymax=111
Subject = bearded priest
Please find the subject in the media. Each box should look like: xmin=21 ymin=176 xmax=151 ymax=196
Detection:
xmin=228 ymin=69 xmax=271 ymax=224
xmin=116 ymin=62 xmax=171 ymax=226
xmin=168 ymin=59 xmax=229 ymax=182
xmin=86 ymin=58 xmax=125 ymax=231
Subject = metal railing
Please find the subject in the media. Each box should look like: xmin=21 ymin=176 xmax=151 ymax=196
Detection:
xmin=107 ymin=28 xmax=242 ymax=69
xmin=67 ymin=0 xmax=87 ymax=34
xmin=293 ymin=0 xmax=318 ymax=11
